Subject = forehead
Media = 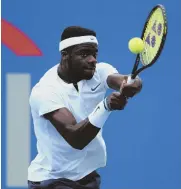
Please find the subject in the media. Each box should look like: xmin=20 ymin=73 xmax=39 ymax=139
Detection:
xmin=72 ymin=43 xmax=98 ymax=52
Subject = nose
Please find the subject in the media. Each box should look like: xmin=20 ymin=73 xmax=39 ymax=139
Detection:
xmin=87 ymin=55 xmax=97 ymax=66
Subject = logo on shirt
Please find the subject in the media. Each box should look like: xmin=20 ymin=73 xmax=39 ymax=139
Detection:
xmin=91 ymin=83 xmax=101 ymax=91
xmin=94 ymin=106 xmax=100 ymax=114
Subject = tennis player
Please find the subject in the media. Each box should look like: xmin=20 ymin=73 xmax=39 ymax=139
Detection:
xmin=28 ymin=26 xmax=142 ymax=189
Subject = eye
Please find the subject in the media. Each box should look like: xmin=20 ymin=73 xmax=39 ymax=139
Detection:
xmin=79 ymin=51 xmax=98 ymax=58
xmin=80 ymin=53 xmax=88 ymax=57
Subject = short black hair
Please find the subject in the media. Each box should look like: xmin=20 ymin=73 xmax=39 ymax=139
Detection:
xmin=61 ymin=26 xmax=96 ymax=41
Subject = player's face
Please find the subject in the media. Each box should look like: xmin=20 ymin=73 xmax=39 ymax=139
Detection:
xmin=69 ymin=43 xmax=98 ymax=80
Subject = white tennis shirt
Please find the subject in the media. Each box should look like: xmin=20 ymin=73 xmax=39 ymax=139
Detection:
xmin=28 ymin=62 xmax=118 ymax=181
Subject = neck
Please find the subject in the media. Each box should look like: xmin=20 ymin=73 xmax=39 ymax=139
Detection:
xmin=58 ymin=62 xmax=81 ymax=84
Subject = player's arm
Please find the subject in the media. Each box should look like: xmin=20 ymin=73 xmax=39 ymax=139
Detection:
xmin=31 ymin=84 xmax=127 ymax=150
xmin=97 ymin=63 xmax=142 ymax=97
xmin=43 ymin=92 xmax=127 ymax=150
xmin=44 ymin=109 xmax=100 ymax=150
xmin=107 ymin=73 xmax=143 ymax=97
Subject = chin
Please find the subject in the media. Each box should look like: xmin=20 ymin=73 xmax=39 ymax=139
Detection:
xmin=84 ymin=72 xmax=95 ymax=80
xmin=85 ymin=75 xmax=94 ymax=80
xmin=79 ymin=69 xmax=95 ymax=80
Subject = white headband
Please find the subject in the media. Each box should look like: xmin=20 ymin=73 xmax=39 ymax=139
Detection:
xmin=59 ymin=35 xmax=98 ymax=51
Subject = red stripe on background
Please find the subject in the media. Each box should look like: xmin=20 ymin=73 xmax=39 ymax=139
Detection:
xmin=1 ymin=19 xmax=42 ymax=56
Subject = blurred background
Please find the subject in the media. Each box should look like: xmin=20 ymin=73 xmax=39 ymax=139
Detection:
xmin=2 ymin=0 xmax=181 ymax=189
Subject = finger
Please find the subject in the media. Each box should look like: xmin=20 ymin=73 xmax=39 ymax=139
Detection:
xmin=110 ymin=99 xmax=127 ymax=105
xmin=110 ymin=97 xmax=128 ymax=107
xmin=120 ymin=80 xmax=127 ymax=95
xmin=110 ymin=100 xmax=128 ymax=110
xmin=112 ymin=94 xmax=127 ymax=102
xmin=122 ymin=88 xmax=140 ymax=97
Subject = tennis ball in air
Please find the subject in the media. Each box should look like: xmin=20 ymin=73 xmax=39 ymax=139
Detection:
xmin=128 ymin=37 xmax=144 ymax=54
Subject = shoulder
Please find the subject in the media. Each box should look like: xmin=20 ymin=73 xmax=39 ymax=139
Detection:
xmin=30 ymin=66 xmax=64 ymax=104
xmin=96 ymin=62 xmax=113 ymax=70
xmin=39 ymin=64 xmax=59 ymax=84
xmin=96 ymin=62 xmax=119 ymax=76
xmin=30 ymin=84 xmax=59 ymax=103
xmin=92 ymin=62 xmax=118 ymax=88
xmin=29 ymin=83 xmax=65 ymax=115
xmin=96 ymin=62 xmax=118 ymax=72
xmin=31 ymin=64 xmax=62 ymax=97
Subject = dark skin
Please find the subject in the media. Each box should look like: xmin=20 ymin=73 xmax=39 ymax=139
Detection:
xmin=58 ymin=43 xmax=98 ymax=83
xmin=44 ymin=43 xmax=142 ymax=150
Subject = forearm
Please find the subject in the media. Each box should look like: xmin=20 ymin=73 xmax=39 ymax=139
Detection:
xmin=47 ymin=100 xmax=111 ymax=150
xmin=107 ymin=74 xmax=128 ymax=91
xmin=58 ymin=118 xmax=100 ymax=150
xmin=107 ymin=74 xmax=142 ymax=94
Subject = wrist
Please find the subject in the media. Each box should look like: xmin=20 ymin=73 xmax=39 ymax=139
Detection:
xmin=88 ymin=100 xmax=112 ymax=129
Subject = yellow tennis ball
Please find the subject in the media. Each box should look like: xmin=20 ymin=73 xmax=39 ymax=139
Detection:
xmin=128 ymin=37 xmax=144 ymax=54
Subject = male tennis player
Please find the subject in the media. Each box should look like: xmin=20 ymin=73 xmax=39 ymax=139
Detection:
xmin=28 ymin=26 xmax=142 ymax=189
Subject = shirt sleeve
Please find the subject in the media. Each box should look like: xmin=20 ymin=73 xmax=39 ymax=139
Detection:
xmin=29 ymin=85 xmax=66 ymax=116
xmin=97 ymin=62 xmax=119 ymax=89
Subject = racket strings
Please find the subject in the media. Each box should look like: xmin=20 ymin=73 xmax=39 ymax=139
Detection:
xmin=140 ymin=7 xmax=166 ymax=66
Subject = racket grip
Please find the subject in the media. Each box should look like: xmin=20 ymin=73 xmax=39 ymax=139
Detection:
xmin=127 ymin=75 xmax=135 ymax=84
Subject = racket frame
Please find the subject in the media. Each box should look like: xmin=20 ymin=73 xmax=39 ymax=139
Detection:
xmin=131 ymin=4 xmax=168 ymax=79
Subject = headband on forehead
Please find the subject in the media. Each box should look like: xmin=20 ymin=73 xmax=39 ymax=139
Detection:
xmin=59 ymin=35 xmax=98 ymax=51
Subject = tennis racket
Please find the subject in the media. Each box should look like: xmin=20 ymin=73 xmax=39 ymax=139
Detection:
xmin=127 ymin=4 xmax=168 ymax=84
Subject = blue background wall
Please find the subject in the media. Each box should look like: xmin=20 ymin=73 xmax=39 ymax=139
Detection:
xmin=2 ymin=0 xmax=181 ymax=188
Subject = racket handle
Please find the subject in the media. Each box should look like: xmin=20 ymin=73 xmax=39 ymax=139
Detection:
xmin=127 ymin=75 xmax=135 ymax=84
